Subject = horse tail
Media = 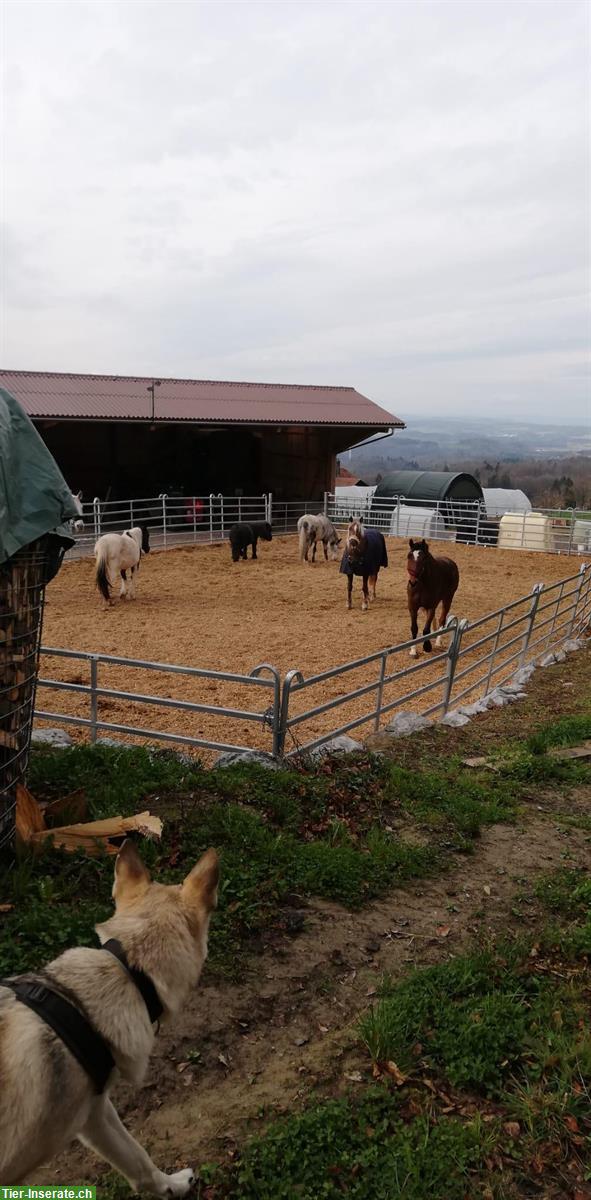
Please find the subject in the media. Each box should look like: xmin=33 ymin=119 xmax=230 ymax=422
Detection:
xmin=298 ymin=519 xmax=309 ymax=561
xmin=95 ymin=544 xmax=111 ymax=602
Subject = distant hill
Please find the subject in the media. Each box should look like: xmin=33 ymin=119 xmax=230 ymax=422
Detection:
xmin=344 ymin=417 xmax=590 ymax=508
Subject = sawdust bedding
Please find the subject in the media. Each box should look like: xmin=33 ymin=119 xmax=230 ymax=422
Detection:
xmin=40 ymin=537 xmax=581 ymax=758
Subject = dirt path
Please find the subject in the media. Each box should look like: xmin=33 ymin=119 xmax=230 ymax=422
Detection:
xmin=32 ymin=801 xmax=590 ymax=1185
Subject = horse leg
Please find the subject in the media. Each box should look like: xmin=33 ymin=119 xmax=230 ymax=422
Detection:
xmin=347 ymin=575 xmax=353 ymax=610
xmin=369 ymin=573 xmax=377 ymax=602
xmin=423 ymin=607 xmax=437 ymax=653
xmin=119 ymin=569 xmax=127 ymax=601
xmin=311 ymin=537 xmax=317 ymax=564
xmin=129 ymin=566 xmax=136 ymax=599
xmin=409 ymin=605 xmax=419 ymax=657
xmin=361 ymin=575 xmax=369 ymax=612
xmin=323 ymin=540 xmax=328 ymax=561
xmin=435 ymin=596 xmax=451 ymax=647
xmin=252 ymin=538 xmax=258 ymax=560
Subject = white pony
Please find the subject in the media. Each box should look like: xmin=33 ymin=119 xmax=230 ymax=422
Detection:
xmin=95 ymin=526 xmax=150 ymax=606
xmin=297 ymin=514 xmax=342 ymax=563
xmin=69 ymin=490 xmax=84 ymax=532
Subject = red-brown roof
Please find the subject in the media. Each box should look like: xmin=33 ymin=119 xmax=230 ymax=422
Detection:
xmin=0 ymin=369 xmax=404 ymax=429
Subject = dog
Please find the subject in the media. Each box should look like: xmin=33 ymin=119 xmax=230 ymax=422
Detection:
xmin=0 ymin=840 xmax=219 ymax=1194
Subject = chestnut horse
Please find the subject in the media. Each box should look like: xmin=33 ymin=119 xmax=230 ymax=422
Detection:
xmin=407 ymin=538 xmax=459 ymax=656
xmin=340 ymin=519 xmax=388 ymax=611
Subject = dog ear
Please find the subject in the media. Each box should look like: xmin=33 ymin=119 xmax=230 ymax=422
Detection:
xmin=113 ymin=840 xmax=151 ymax=906
xmin=181 ymin=848 xmax=220 ymax=913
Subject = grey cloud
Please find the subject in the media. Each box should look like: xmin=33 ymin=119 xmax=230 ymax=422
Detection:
xmin=1 ymin=0 xmax=588 ymax=423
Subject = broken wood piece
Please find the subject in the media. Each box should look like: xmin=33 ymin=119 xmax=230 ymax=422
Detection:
xmin=15 ymin=783 xmax=46 ymax=843
xmin=461 ymin=756 xmax=498 ymax=771
xmin=29 ymin=810 xmax=163 ymax=855
xmin=548 ymin=741 xmax=591 ymax=762
xmin=43 ymin=788 xmax=89 ymax=825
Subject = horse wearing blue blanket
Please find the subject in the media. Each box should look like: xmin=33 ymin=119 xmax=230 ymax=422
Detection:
xmin=340 ymin=519 xmax=388 ymax=611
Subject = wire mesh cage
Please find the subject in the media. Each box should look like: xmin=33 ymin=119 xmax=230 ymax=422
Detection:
xmin=0 ymin=534 xmax=69 ymax=849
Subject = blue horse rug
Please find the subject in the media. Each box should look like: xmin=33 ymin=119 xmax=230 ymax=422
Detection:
xmin=340 ymin=527 xmax=388 ymax=576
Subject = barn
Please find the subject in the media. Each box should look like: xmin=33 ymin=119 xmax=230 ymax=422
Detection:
xmin=0 ymin=369 xmax=403 ymax=502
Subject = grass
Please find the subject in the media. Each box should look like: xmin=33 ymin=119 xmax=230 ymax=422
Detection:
xmin=0 ymin=743 xmax=519 ymax=978
xmin=200 ymin=1091 xmax=498 ymax=1200
xmin=6 ymin=718 xmax=589 ymax=1199
xmin=199 ymin=867 xmax=591 ymax=1199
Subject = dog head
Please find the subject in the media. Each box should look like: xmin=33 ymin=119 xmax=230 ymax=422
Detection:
xmin=97 ymin=840 xmax=219 ymax=1011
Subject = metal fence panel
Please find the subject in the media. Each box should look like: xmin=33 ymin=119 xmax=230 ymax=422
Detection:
xmin=32 ymin=564 xmax=590 ymax=761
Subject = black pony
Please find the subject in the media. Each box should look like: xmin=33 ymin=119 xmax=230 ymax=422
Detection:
xmin=229 ymin=521 xmax=272 ymax=562
xmin=407 ymin=538 xmax=459 ymax=655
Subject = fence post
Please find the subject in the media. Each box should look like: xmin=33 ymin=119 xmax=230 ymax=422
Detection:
xmin=89 ymin=656 xmax=98 ymax=744
xmin=323 ymin=491 xmax=328 ymax=516
xmin=567 ymin=510 xmax=575 ymax=556
xmin=475 ymin=503 xmax=481 ymax=546
xmin=374 ymin=652 xmax=387 ymax=731
xmin=546 ymin=580 xmax=566 ymax=650
xmin=192 ymin=498 xmax=197 ymax=544
xmin=218 ymin=493 xmax=224 ymax=538
xmin=159 ymin=494 xmax=168 ymax=547
xmin=520 ymin=583 xmax=544 ymax=666
xmin=568 ymin=564 xmax=587 ymax=636
xmin=277 ymin=670 xmax=304 ymax=758
xmin=442 ymin=617 xmax=466 ymax=714
xmin=93 ymin=497 xmax=101 ymax=539
xmin=209 ymin=494 xmax=214 ymax=543
xmin=484 ymin=610 xmax=505 ymax=694
xmin=266 ymin=493 xmax=273 ymax=525
xmin=396 ymin=496 xmax=401 ymax=538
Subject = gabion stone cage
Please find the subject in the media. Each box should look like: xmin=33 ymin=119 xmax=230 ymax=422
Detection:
xmin=0 ymin=535 xmax=67 ymax=848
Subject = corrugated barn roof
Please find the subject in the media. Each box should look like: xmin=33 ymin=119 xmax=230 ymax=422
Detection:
xmin=0 ymin=370 xmax=403 ymax=429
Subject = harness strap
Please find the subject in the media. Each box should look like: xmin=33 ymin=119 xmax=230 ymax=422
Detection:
xmin=101 ymin=939 xmax=163 ymax=1024
xmin=1 ymin=979 xmax=114 ymax=1093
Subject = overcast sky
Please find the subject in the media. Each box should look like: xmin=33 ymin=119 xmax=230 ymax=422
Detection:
xmin=1 ymin=0 xmax=589 ymax=425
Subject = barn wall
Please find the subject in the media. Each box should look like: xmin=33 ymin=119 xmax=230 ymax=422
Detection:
xmin=260 ymin=427 xmax=338 ymax=500
xmin=35 ymin=421 xmax=374 ymax=501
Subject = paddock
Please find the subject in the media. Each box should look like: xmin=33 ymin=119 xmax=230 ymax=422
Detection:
xmin=39 ymin=537 xmax=584 ymax=757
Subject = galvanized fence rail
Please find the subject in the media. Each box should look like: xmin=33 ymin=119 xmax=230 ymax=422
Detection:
xmin=67 ymin=492 xmax=591 ymax=560
xmin=278 ymin=563 xmax=590 ymax=757
xmin=325 ymin=494 xmax=591 ymax=556
xmin=34 ymin=566 xmax=590 ymax=760
xmin=68 ymin=494 xmax=273 ymax=559
xmin=35 ymin=649 xmax=281 ymax=757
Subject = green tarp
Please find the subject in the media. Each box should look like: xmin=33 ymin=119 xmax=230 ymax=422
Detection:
xmin=0 ymin=387 xmax=78 ymax=565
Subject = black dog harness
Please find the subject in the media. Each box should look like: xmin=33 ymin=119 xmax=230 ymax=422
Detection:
xmin=0 ymin=939 xmax=163 ymax=1093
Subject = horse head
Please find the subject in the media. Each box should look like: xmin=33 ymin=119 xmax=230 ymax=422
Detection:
xmin=346 ymin=518 xmax=365 ymax=564
xmin=70 ymin=489 xmax=85 ymax=532
xmin=407 ymin=538 xmax=430 ymax=579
